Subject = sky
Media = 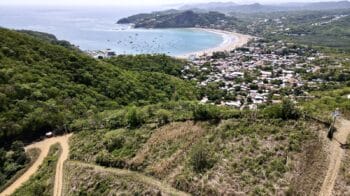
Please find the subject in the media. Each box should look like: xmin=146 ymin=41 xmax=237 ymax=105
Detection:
xmin=0 ymin=0 xmax=345 ymax=6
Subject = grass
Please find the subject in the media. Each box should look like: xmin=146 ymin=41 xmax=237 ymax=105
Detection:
xmin=0 ymin=148 xmax=40 ymax=192
xmin=301 ymin=87 xmax=350 ymax=120
xmin=170 ymin=119 xmax=323 ymax=195
xmin=69 ymin=126 xmax=155 ymax=165
xmin=63 ymin=161 xmax=189 ymax=196
xmin=69 ymin=101 xmax=242 ymax=132
xmin=12 ymin=144 xmax=62 ymax=196
xmin=69 ymin=118 xmax=327 ymax=195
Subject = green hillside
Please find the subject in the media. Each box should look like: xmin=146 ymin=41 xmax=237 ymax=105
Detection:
xmin=0 ymin=28 xmax=197 ymax=146
xmin=117 ymin=10 xmax=240 ymax=29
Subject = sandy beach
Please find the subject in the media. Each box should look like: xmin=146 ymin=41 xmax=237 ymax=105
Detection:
xmin=177 ymin=28 xmax=253 ymax=59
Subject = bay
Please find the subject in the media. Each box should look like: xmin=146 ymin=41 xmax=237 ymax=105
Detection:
xmin=0 ymin=6 xmax=223 ymax=56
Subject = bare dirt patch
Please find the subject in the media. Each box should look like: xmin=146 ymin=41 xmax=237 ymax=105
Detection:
xmin=0 ymin=134 xmax=71 ymax=196
xmin=319 ymin=119 xmax=350 ymax=196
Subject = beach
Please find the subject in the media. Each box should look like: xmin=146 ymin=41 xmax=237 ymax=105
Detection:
xmin=178 ymin=28 xmax=253 ymax=59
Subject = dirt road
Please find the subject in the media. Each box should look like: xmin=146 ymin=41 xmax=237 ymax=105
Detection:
xmin=66 ymin=161 xmax=190 ymax=196
xmin=0 ymin=134 xmax=72 ymax=196
xmin=319 ymin=119 xmax=350 ymax=196
xmin=53 ymin=134 xmax=71 ymax=196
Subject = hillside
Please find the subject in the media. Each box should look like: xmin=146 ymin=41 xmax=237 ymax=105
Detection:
xmin=17 ymin=30 xmax=77 ymax=50
xmin=287 ymin=14 xmax=350 ymax=50
xmin=0 ymin=28 xmax=197 ymax=146
xmin=2 ymin=6 xmax=350 ymax=195
xmin=117 ymin=10 xmax=240 ymax=29
xmin=180 ymin=1 xmax=350 ymax=13
xmin=236 ymin=8 xmax=350 ymax=51
xmin=68 ymin=114 xmax=329 ymax=195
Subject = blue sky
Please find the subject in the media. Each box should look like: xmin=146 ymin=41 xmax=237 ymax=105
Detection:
xmin=0 ymin=0 xmax=345 ymax=6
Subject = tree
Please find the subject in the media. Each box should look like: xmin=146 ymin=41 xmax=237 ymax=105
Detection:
xmin=193 ymin=104 xmax=220 ymax=121
xmin=10 ymin=141 xmax=27 ymax=165
xmin=281 ymin=99 xmax=300 ymax=120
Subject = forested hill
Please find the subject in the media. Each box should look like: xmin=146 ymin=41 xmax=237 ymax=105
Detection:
xmin=17 ymin=30 xmax=78 ymax=50
xmin=0 ymin=28 xmax=197 ymax=146
xmin=117 ymin=10 xmax=240 ymax=28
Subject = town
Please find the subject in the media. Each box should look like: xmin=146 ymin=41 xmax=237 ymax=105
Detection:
xmin=182 ymin=38 xmax=332 ymax=110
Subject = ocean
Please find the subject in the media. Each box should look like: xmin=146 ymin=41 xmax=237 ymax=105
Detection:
xmin=0 ymin=6 xmax=224 ymax=56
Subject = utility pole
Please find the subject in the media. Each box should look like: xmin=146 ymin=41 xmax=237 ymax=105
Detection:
xmin=328 ymin=108 xmax=341 ymax=139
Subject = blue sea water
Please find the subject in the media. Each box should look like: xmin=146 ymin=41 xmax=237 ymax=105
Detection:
xmin=0 ymin=6 xmax=224 ymax=56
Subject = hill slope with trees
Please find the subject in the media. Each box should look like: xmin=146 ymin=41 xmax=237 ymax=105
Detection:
xmin=0 ymin=28 xmax=197 ymax=146
xmin=117 ymin=10 xmax=240 ymax=28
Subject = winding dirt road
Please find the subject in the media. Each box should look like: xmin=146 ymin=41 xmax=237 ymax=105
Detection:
xmin=66 ymin=161 xmax=190 ymax=196
xmin=53 ymin=134 xmax=71 ymax=196
xmin=0 ymin=134 xmax=71 ymax=196
xmin=319 ymin=119 xmax=350 ymax=196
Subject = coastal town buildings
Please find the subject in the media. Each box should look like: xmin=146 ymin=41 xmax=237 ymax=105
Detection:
xmin=182 ymin=39 xmax=331 ymax=109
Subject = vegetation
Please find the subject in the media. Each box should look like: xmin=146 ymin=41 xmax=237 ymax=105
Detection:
xmin=105 ymin=54 xmax=186 ymax=77
xmin=302 ymin=87 xmax=350 ymax=119
xmin=17 ymin=30 xmax=77 ymax=50
xmin=181 ymin=1 xmax=350 ymax=13
xmin=12 ymin=144 xmax=61 ymax=196
xmin=189 ymin=142 xmax=216 ymax=172
xmin=0 ymin=28 xmax=197 ymax=146
xmin=193 ymin=104 xmax=221 ymax=121
xmin=236 ymin=9 xmax=350 ymax=51
xmin=63 ymin=161 xmax=186 ymax=195
xmin=0 ymin=148 xmax=39 ymax=192
xmin=2 ymin=5 xmax=350 ymax=195
xmin=0 ymin=141 xmax=29 ymax=189
xmin=70 ymin=114 xmax=326 ymax=195
xmin=118 ymin=10 xmax=240 ymax=28
xmin=69 ymin=101 xmax=242 ymax=132
xmin=263 ymin=99 xmax=301 ymax=120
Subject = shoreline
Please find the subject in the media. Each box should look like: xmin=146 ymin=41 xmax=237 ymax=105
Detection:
xmin=177 ymin=28 xmax=253 ymax=59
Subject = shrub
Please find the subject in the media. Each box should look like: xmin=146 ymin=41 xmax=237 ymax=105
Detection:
xmin=105 ymin=136 xmax=125 ymax=152
xmin=262 ymin=99 xmax=300 ymax=120
xmin=95 ymin=151 xmax=126 ymax=168
xmin=193 ymin=104 xmax=220 ymax=121
xmin=189 ymin=143 xmax=215 ymax=173
xmin=108 ymin=110 xmax=128 ymax=129
xmin=126 ymin=107 xmax=146 ymax=128
xmin=281 ymin=99 xmax=300 ymax=120
xmin=156 ymin=109 xmax=171 ymax=125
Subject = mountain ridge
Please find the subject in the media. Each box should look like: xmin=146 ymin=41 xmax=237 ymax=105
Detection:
xmin=180 ymin=1 xmax=350 ymax=13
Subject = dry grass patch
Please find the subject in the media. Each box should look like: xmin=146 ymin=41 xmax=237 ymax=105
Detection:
xmin=129 ymin=121 xmax=207 ymax=177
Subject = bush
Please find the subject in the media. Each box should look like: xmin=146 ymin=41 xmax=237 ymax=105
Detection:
xmin=281 ymin=99 xmax=300 ymax=120
xmin=156 ymin=109 xmax=171 ymax=125
xmin=189 ymin=143 xmax=215 ymax=173
xmin=263 ymin=99 xmax=300 ymax=120
xmin=193 ymin=104 xmax=221 ymax=121
xmin=105 ymin=136 xmax=125 ymax=152
xmin=126 ymin=107 xmax=146 ymax=128
xmin=0 ymin=141 xmax=29 ymax=188
xmin=95 ymin=151 xmax=126 ymax=168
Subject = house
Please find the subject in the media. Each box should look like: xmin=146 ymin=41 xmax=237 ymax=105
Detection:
xmin=225 ymin=101 xmax=241 ymax=108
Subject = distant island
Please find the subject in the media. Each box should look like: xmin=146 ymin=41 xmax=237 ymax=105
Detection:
xmin=117 ymin=10 xmax=240 ymax=29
